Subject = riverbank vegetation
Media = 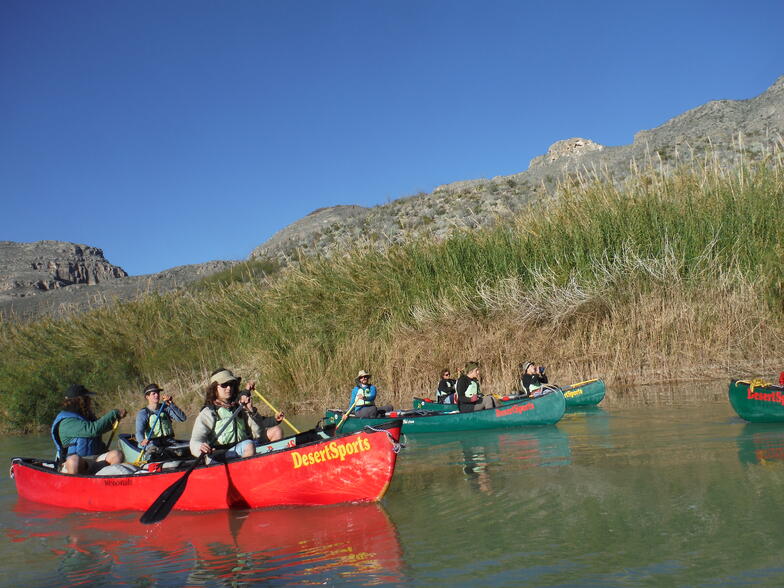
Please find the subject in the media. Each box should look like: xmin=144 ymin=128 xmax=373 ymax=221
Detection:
xmin=2 ymin=150 xmax=783 ymax=432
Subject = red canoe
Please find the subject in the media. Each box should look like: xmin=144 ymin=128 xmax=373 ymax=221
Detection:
xmin=10 ymin=420 xmax=402 ymax=512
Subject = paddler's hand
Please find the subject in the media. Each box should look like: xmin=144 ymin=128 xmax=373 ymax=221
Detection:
xmin=116 ymin=409 xmax=127 ymax=420
xmin=162 ymin=393 xmax=173 ymax=404
xmin=140 ymin=439 xmax=150 ymax=447
xmin=239 ymin=393 xmax=255 ymax=413
xmin=199 ymin=442 xmax=212 ymax=454
xmin=245 ymin=380 xmax=256 ymax=392
xmin=275 ymin=411 xmax=284 ymax=423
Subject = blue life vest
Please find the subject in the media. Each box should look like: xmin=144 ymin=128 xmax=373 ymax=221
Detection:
xmin=350 ymin=385 xmax=377 ymax=411
xmin=51 ymin=411 xmax=106 ymax=461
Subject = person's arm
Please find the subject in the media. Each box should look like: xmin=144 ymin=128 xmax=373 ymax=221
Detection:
xmin=456 ymin=377 xmax=469 ymax=404
xmin=522 ymin=374 xmax=532 ymax=393
xmin=60 ymin=410 xmax=120 ymax=441
xmin=134 ymin=409 xmax=148 ymax=443
xmin=165 ymin=402 xmax=187 ymax=422
xmin=350 ymin=386 xmax=361 ymax=412
xmin=245 ymin=409 xmax=266 ymax=439
xmin=366 ymin=385 xmax=377 ymax=403
xmin=437 ymin=379 xmax=450 ymax=395
xmin=189 ymin=408 xmax=214 ymax=457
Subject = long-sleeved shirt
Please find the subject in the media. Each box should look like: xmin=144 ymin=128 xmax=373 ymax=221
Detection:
xmin=54 ymin=410 xmax=120 ymax=456
xmin=189 ymin=405 xmax=266 ymax=457
xmin=134 ymin=402 xmax=187 ymax=443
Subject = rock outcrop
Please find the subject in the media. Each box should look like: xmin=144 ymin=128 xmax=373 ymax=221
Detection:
xmin=0 ymin=241 xmax=238 ymax=321
xmin=528 ymin=138 xmax=605 ymax=169
xmin=0 ymin=241 xmax=127 ymax=296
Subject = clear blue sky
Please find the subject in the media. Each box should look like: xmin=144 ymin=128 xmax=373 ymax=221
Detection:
xmin=2 ymin=0 xmax=782 ymax=276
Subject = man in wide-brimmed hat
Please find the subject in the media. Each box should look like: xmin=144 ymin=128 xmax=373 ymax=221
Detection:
xmin=349 ymin=370 xmax=393 ymax=418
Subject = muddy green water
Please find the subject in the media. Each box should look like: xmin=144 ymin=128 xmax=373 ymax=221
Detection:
xmin=3 ymin=381 xmax=784 ymax=586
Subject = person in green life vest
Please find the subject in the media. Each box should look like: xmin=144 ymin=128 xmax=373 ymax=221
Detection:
xmin=51 ymin=384 xmax=127 ymax=474
xmin=189 ymin=368 xmax=283 ymax=460
xmin=134 ymin=383 xmax=187 ymax=450
xmin=456 ymin=361 xmax=498 ymax=412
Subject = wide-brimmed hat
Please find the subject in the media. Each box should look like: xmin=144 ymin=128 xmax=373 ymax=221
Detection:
xmin=143 ymin=383 xmax=163 ymax=395
xmin=357 ymin=370 xmax=371 ymax=378
xmin=521 ymin=362 xmax=534 ymax=373
xmin=64 ymin=384 xmax=95 ymax=399
xmin=210 ymin=369 xmax=240 ymax=386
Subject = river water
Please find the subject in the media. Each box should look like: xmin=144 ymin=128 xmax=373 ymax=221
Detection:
xmin=3 ymin=381 xmax=784 ymax=586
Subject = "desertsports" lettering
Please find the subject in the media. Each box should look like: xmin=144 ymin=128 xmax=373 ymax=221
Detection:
xmin=748 ymin=388 xmax=784 ymax=406
xmin=291 ymin=438 xmax=372 ymax=469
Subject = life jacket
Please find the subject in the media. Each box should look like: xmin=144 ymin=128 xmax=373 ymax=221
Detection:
xmin=144 ymin=406 xmax=174 ymax=439
xmin=51 ymin=411 xmax=106 ymax=462
xmin=210 ymin=405 xmax=249 ymax=447
xmin=351 ymin=385 xmax=376 ymax=409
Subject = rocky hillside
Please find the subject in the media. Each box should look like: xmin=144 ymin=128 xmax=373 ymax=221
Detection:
xmin=3 ymin=75 xmax=782 ymax=321
xmin=251 ymin=75 xmax=784 ymax=264
xmin=0 ymin=240 xmax=237 ymax=321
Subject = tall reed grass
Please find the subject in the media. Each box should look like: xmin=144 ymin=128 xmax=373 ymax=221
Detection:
xmin=2 ymin=149 xmax=783 ymax=432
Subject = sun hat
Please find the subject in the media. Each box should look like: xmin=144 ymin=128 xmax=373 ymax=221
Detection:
xmin=357 ymin=370 xmax=371 ymax=378
xmin=210 ymin=369 xmax=240 ymax=385
xmin=143 ymin=383 xmax=163 ymax=395
xmin=464 ymin=361 xmax=480 ymax=373
xmin=64 ymin=384 xmax=95 ymax=399
xmin=521 ymin=362 xmax=534 ymax=373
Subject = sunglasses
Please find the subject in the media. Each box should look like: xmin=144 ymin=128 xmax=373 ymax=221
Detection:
xmin=218 ymin=382 xmax=235 ymax=388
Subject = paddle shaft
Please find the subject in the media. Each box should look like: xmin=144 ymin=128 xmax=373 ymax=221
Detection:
xmin=139 ymin=401 xmax=248 ymax=525
xmin=252 ymin=389 xmax=301 ymax=434
xmin=336 ymin=396 xmax=360 ymax=432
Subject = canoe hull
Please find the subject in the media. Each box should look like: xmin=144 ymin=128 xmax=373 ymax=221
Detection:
xmin=413 ymin=379 xmax=605 ymax=411
xmin=11 ymin=421 xmax=402 ymax=512
xmin=729 ymin=380 xmax=784 ymax=423
xmin=328 ymin=390 xmax=565 ymax=434
xmin=560 ymin=379 xmax=606 ymax=407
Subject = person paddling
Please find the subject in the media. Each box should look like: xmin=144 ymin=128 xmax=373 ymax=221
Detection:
xmin=350 ymin=370 xmax=393 ymax=418
xmin=189 ymin=368 xmax=276 ymax=461
xmin=134 ymin=383 xmax=187 ymax=451
xmin=51 ymin=384 xmax=127 ymax=474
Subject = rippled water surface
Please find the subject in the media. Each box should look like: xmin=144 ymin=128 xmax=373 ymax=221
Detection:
xmin=4 ymin=381 xmax=784 ymax=586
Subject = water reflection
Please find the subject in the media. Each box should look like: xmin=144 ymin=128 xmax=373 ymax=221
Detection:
xmin=7 ymin=502 xmax=403 ymax=586
xmin=736 ymin=423 xmax=784 ymax=465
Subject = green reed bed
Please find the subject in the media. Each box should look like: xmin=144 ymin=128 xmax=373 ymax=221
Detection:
xmin=2 ymin=154 xmax=783 ymax=432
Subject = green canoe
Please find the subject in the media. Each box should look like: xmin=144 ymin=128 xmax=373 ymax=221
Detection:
xmin=118 ymin=433 xmax=191 ymax=464
xmin=325 ymin=389 xmax=565 ymax=434
xmin=728 ymin=379 xmax=784 ymax=423
xmin=413 ymin=378 xmax=605 ymax=411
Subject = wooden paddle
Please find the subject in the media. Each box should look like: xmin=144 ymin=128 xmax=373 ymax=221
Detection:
xmin=336 ymin=396 xmax=360 ymax=432
xmin=252 ymin=389 xmax=301 ymax=434
xmin=139 ymin=402 xmax=247 ymax=525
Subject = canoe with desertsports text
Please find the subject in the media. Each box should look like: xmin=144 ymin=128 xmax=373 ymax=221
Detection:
xmin=728 ymin=379 xmax=784 ymax=423
xmin=412 ymin=379 xmax=605 ymax=411
xmin=326 ymin=389 xmax=565 ymax=434
xmin=10 ymin=421 xmax=402 ymax=512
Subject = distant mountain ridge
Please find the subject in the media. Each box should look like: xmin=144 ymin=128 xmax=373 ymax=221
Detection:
xmin=0 ymin=240 xmax=237 ymax=320
xmin=2 ymin=75 xmax=782 ymax=321
xmin=251 ymin=75 xmax=784 ymax=264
